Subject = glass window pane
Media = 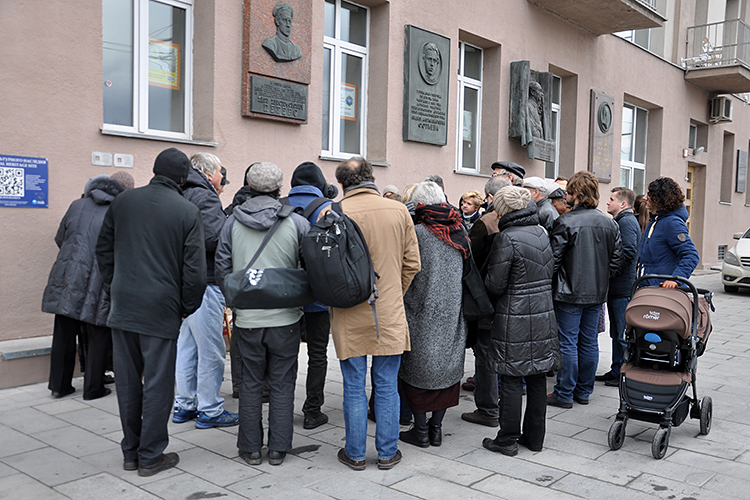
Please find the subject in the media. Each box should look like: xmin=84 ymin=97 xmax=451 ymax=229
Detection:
xmin=462 ymin=87 xmax=479 ymax=170
xmin=324 ymin=0 xmax=335 ymax=38
xmin=463 ymin=45 xmax=482 ymax=81
xmin=103 ymin=0 xmax=134 ymax=126
xmin=621 ymin=105 xmax=634 ymax=162
xmin=633 ymin=168 xmax=645 ymax=195
xmin=339 ymin=53 xmax=362 ymax=154
xmin=545 ymin=109 xmax=559 ymax=178
xmin=148 ymin=1 xmax=185 ymax=133
xmin=620 ymin=165 xmax=631 ymax=188
xmin=634 ymin=29 xmax=650 ymax=49
xmin=341 ymin=1 xmax=366 ymax=47
xmin=688 ymin=124 xmax=697 ymax=149
xmin=635 ymin=108 xmax=648 ymax=164
xmin=322 ymin=47 xmax=331 ymax=151
xmin=551 ymin=76 xmax=561 ymax=105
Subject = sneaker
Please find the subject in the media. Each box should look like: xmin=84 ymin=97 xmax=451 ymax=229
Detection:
xmin=546 ymin=394 xmax=573 ymax=409
xmin=195 ymin=409 xmax=240 ymax=429
xmin=461 ymin=410 xmax=499 ymax=427
xmin=137 ymin=452 xmax=179 ymax=477
xmin=172 ymin=406 xmax=198 ymax=423
xmin=573 ymin=395 xmax=589 ymax=405
xmin=377 ymin=449 xmax=402 ymax=470
xmin=595 ymin=371 xmax=618 ymax=382
xmin=338 ymin=448 xmax=366 ymax=471
xmin=303 ymin=412 xmax=329 ymax=430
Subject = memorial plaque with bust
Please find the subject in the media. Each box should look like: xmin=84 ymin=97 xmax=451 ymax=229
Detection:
xmin=509 ymin=61 xmax=555 ymax=161
xmin=242 ymin=0 xmax=311 ymax=123
xmin=403 ymin=25 xmax=450 ymax=146
xmin=588 ymin=89 xmax=615 ymax=182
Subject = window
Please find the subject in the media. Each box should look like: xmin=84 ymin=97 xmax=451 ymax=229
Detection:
xmin=455 ymin=42 xmax=483 ymax=172
xmin=621 ymin=103 xmax=648 ymax=194
xmin=545 ymin=74 xmax=561 ymax=179
xmin=103 ymin=0 xmax=193 ymax=139
xmin=615 ymin=29 xmax=650 ymax=50
xmin=322 ymin=0 xmax=368 ymax=158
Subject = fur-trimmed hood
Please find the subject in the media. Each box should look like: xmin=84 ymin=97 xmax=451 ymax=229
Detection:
xmin=84 ymin=175 xmax=127 ymax=204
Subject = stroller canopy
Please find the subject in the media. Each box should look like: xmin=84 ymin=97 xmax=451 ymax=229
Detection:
xmin=625 ymin=287 xmax=692 ymax=339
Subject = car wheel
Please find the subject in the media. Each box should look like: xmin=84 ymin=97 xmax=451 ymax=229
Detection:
xmin=724 ymin=285 xmax=739 ymax=293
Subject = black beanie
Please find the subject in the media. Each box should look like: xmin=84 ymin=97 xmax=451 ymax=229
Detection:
xmin=291 ymin=162 xmax=327 ymax=194
xmin=153 ymin=148 xmax=190 ymax=184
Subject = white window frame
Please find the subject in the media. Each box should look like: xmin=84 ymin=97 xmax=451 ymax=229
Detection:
xmin=615 ymin=29 xmax=651 ymax=50
xmin=545 ymin=74 xmax=561 ymax=180
xmin=621 ymin=103 xmax=648 ymax=193
xmin=322 ymin=0 xmax=369 ymax=159
xmin=102 ymin=0 xmax=193 ymax=140
xmin=455 ymin=41 xmax=483 ymax=173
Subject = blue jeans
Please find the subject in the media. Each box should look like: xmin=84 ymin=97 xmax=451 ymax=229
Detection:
xmin=175 ymin=285 xmax=227 ymax=417
xmin=340 ymin=354 xmax=401 ymax=461
xmin=607 ymin=297 xmax=630 ymax=375
xmin=552 ymin=302 xmax=601 ymax=403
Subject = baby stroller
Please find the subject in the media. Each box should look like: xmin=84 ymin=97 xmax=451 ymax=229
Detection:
xmin=607 ymin=274 xmax=715 ymax=459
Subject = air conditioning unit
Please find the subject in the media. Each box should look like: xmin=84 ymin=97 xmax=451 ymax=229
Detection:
xmin=710 ymin=96 xmax=733 ymax=123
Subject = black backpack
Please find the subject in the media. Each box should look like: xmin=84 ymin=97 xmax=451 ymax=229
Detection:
xmin=301 ymin=201 xmax=380 ymax=334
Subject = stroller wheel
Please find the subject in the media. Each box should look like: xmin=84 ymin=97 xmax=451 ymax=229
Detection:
xmin=608 ymin=419 xmax=627 ymax=450
xmin=652 ymin=427 xmax=670 ymax=459
xmin=700 ymin=396 xmax=713 ymax=435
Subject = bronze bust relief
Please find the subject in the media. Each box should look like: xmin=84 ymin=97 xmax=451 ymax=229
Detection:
xmin=262 ymin=2 xmax=302 ymax=62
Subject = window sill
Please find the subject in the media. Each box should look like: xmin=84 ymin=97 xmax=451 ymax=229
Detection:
xmin=101 ymin=128 xmax=219 ymax=147
xmin=454 ymin=169 xmax=491 ymax=178
xmin=318 ymin=154 xmax=390 ymax=168
xmin=719 ymin=201 xmax=732 ymax=205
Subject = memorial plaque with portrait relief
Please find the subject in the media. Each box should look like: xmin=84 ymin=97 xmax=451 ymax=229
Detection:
xmin=588 ymin=89 xmax=615 ymax=183
xmin=403 ymin=25 xmax=450 ymax=146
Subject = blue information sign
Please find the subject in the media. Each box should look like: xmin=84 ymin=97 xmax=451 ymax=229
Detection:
xmin=0 ymin=154 xmax=49 ymax=208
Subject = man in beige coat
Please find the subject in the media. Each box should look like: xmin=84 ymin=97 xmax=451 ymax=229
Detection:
xmin=332 ymin=157 xmax=420 ymax=471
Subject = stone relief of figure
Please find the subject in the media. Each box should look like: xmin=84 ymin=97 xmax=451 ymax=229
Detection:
xmin=526 ymin=80 xmax=546 ymax=144
xmin=419 ymin=42 xmax=441 ymax=85
xmin=262 ymin=2 xmax=302 ymax=62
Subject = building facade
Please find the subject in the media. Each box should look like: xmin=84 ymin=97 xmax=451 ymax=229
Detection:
xmin=2 ymin=0 xmax=750 ymax=358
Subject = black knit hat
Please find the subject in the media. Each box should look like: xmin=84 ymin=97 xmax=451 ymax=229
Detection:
xmin=291 ymin=162 xmax=327 ymax=193
xmin=153 ymin=148 xmax=191 ymax=184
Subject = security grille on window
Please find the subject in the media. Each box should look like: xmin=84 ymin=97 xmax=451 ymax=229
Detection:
xmin=545 ymin=74 xmax=561 ymax=180
xmin=456 ymin=42 xmax=482 ymax=172
xmin=103 ymin=0 xmax=193 ymax=139
xmin=621 ymin=103 xmax=648 ymax=194
xmin=322 ymin=0 xmax=368 ymax=158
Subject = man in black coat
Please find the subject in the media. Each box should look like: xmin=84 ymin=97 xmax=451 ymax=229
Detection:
xmin=96 ymin=147 xmax=207 ymax=477
xmin=597 ymin=187 xmax=641 ymax=386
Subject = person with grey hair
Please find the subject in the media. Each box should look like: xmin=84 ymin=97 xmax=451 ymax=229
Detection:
xmin=481 ymin=186 xmax=560 ymax=456
xmin=262 ymin=2 xmax=302 ymax=62
xmin=523 ymin=176 xmax=558 ymax=232
xmin=461 ymin=175 xmax=512 ymax=427
xmin=491 ymin=162 xmax=525 ymax=186
xmin=398 ymin=181 xmax=469 ymax=449
xmin=172 ymin=153 xmax=237 ymax=430
xmin=215 ymin=162 xmax=310 ymax=466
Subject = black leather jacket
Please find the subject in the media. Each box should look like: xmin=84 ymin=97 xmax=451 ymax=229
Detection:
xmin=550 ymin=205 xmax=623 ymax=304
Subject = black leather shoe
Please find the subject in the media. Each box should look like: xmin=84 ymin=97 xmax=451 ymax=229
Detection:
xmin=137 ymin=453 xmax=179 ymax=477
xmin=123 ymin=458 xmax=138 ymax=471
xmin=546 ymin=394 xmax=573 ymax=409
xmin=573 ymin=395 xmax=589 ymax=405
xmin=604 ymin=378 xmax=619 ymax=387
xmin=103 ymin=374 xmax=115 ymax=385
xmin=482 ymin=438 xmax=518 ymax=456
xmin=268 ymin=450 xmax=286 ymax=466
xmin=595 ymin=371 xmax=618 ymax=382
xmin=303 ymin=412 xmax=329 ymax=430
xmin=51 ymin=387 xmax=75 ymax=399
xmin=428 ymin=423 xmax=442 ymax=447
xmin=239 ymin=450 xmax=262 ymax=466
xmin=400 ymin=425 xmax=430 ymax=448
xmin=83 ymin=387 xmax=111 ymax=401
xmin=461 ymin=410 xmax=499 ymax=427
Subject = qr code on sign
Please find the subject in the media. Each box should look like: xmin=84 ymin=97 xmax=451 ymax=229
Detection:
xmin=0 ymin=167 xmax=24 ymax=196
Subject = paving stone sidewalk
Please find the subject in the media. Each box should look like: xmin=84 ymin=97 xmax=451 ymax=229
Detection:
xmin=1 ymin=272 xmax=749 ymax=499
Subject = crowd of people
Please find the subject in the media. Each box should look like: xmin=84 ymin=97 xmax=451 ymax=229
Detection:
xmin=41 ymin=149 xmax=700 ymax=475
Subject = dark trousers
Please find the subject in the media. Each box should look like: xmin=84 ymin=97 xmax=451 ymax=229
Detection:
xmin=230 ymin=317 xmax=242 ymax=394
xmin=82 ymin=323 xmax=112 ymax=399
xmin=495 ymin=373 xmax=547 ymax=448
xmin=235 ymin=322 xmax=300 ymax=453
xmin=302 ymin=311 xmax=330 ymax=416
xmin=473 ymin=329 xmax=499 ymax=418
xmin=49 ymin=315 xmax=82 ymax=393
xmin=112 ymin=329 xmax=176 ymax=467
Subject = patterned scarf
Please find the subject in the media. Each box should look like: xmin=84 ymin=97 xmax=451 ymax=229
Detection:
xmin=414 ymin=203 xmax=470 ymax=259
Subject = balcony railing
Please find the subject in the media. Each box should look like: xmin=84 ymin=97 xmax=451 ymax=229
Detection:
xmin=639 ymin=0 xmax=657 ymax=9
xmin=684 ymin=19 xmax=750 ymax=69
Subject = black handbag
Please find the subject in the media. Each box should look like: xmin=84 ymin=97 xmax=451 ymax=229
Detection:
xmin=223 ymin=206 xmax=315 ymax=309
xmin=462 ymin=246 xmax=494 ymax=322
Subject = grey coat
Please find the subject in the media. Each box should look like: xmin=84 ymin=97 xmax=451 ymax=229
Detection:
xmin=400 ymin=225 xmax=467 ymax=390
xmin=42 ymin=176 xmax=125 ymax=325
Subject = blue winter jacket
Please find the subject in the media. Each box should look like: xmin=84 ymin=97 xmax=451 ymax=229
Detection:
xmin=637 ymin=205 xmax=699 ymax=285
xmin=287 ymin=185 xmax=333 ymax=313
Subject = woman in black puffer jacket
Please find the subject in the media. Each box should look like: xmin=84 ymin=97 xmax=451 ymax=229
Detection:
xmin=481 ymin=186 xmax=561 ymax=456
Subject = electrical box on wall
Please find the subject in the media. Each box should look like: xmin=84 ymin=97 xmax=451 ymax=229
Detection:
xmin=710 ymin=96 xmax=733 ymax=123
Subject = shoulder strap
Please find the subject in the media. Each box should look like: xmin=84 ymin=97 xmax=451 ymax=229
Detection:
xmin=280 ymin=196 xmax=290 ymax=206
xmin=245 ymin=205 xmax=294 ymax=270
xmin=302 ymin=197 xmax=329 ymax=221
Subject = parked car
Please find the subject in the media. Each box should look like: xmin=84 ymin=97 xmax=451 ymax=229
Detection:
xmin=721 ymin=227 xmax=750 ymax=292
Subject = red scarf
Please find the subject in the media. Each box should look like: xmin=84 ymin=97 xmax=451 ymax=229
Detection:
xmin=414 ymin=203 xmax=470 ymax=259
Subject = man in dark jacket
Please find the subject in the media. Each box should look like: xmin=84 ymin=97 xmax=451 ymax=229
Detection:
xmin=547 ymin=171 xmax=623 ymax=409
xmin=172 ymin=153 xmax=238 ymax=429
xmin=522 ymin=176 xmax=558 ymax=232
xmin=96 ymin=147 xmax=207 ymax=477
xmin=597 ymin=187 xmax=641 ymax=386
xmin=42 ymin=174 xmax=127 ymax=400
xmin=285 ymin=161 xmax=335 ymax=430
